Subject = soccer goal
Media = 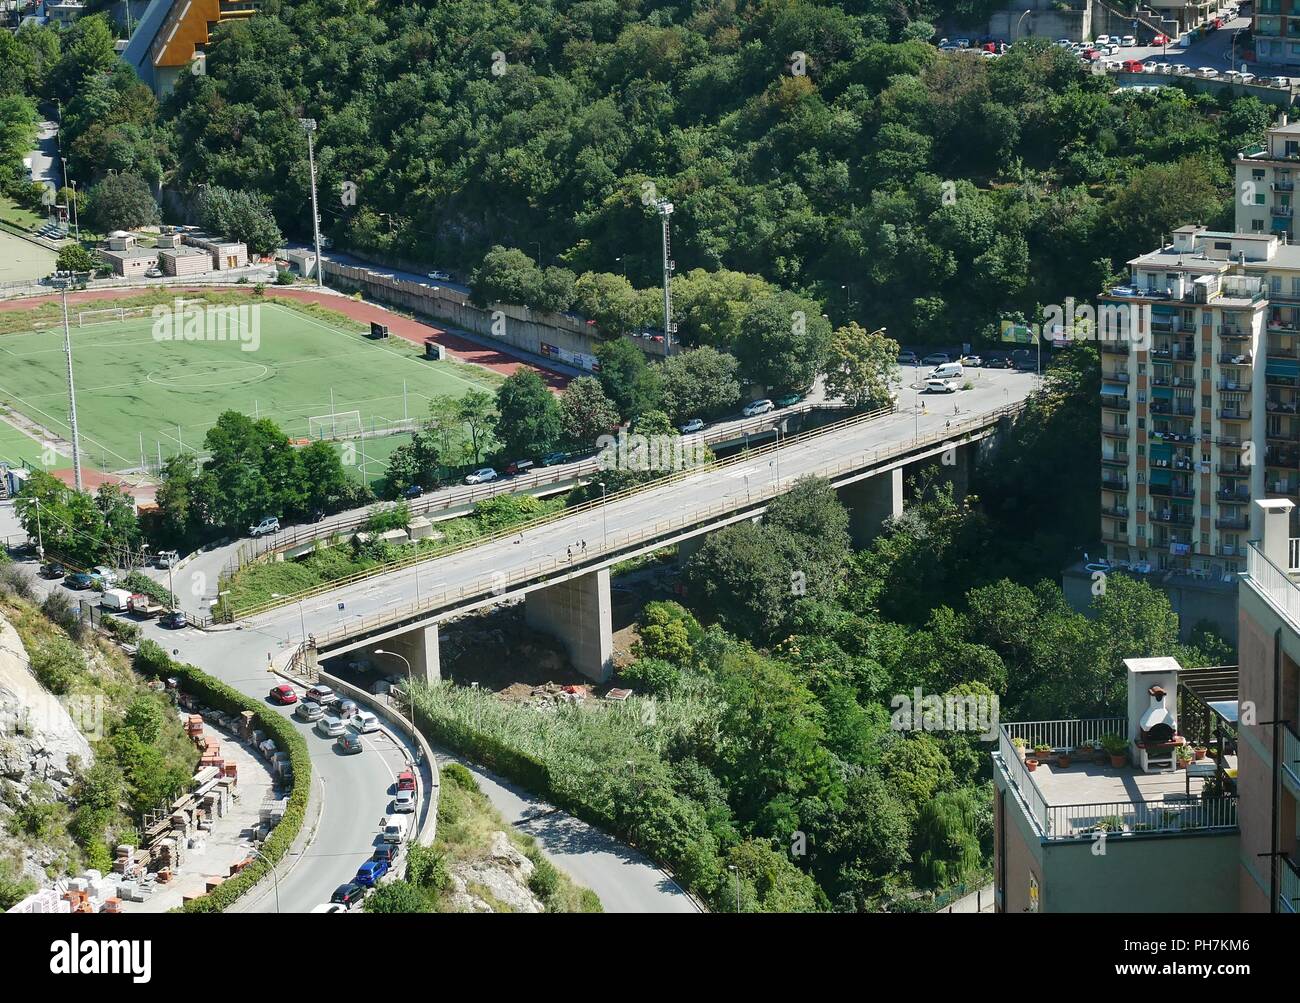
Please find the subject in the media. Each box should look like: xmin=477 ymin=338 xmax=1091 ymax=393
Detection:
xmin=76 ymin=305 xmax=152 ymax=327
xmin=307 ymin=410 xmax=364 ymax=441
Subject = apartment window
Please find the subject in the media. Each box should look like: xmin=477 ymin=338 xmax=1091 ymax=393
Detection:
xmin=1253 ymin=220 xmax=1265 ymax=233
xmin=1137 ymin=444 xmax=1145 ymax=456
xmin=1201 ymin=504 xmax=1210 ymax=518
xmin=1257 ymin=193 xmax=1267 ymax=205
xmin=1137 ymin=391 xmax=1147 ymax=403
xmin=1202 ymin=368 xmax=1210 ymax=380
xmin=1214 ymin=241 xmax=1232 ymax=250
xmin=1138 ymin=418 xmax=1146 ymax=429
xmin=1201 ymin=533 xmax=1210 ymax=547
xmin=1202 ymin=394 xmax=1211 ymax=408
xmin=1291 ymin=276 xmax=1300 ymax=298
xmin=1255 ymin=168 xmax=1267 ymax=179
xmin=1138 ymin=363 xmax=1147 ymax=374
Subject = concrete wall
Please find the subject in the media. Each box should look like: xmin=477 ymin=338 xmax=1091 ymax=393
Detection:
xmin=995 ymin=770 xmax=1047 ymax=913
xmin=524 ymin=568 xmax=613 ymax=682
xmin=839 ymin=466 xmax=904 ymax=548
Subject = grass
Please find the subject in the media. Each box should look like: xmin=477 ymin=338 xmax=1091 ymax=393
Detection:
xmin=0 ymin=196 xmax=45 ymax=232
xmin=0 ymin=293 xmax=501 ymax=474
xmin=0 ymin=416 xmax=50 ymax=469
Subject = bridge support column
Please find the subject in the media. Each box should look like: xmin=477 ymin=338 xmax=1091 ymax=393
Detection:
xmin=934 ymin=441 xmax=971 ymax=500
xmin=525 ymin=568 xmax=613 ymax=682
xmin=677 ymin=534 xmax=705 ymax=568
xmin=382 ymin=622 xmax=441 ymax=683
xmin=841 ymin=466 xmax=904 ymax=548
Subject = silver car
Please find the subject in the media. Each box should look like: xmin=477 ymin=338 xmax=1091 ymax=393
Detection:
xmin=392 ymin=789 xmax=416 ymax=813
xmin=295 ymin=700 xmax=324 ymax=722
xmin=316 ymin=715 xmax=347 ymax=737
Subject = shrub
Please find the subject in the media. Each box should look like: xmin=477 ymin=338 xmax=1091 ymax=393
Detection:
xmin=121 ymin=572 xmax=175 ymax=607
xmin=440 ymin=761 xmax=478 ymax=792
xmin=133 ymin=641 xmax=310 ymax=913
xmin=619 ymin=657 xmax=680 ymax=696
xmin=0 ymin=564 xmax=35 ymax=600
xmin=30 ymin=636 xmax=84 ymax=694
xmin=41 ymin=590 xmax=84 ymax=640
xmin=275 ymin=270 xmax=294 ymax=285
xmin=101 ymin=615 xmax=141 ymax=644
xmin=527 ymin=853 xmax=561 ymax=905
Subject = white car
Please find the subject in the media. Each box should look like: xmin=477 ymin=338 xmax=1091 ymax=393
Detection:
xmin=1095 ymin=34 xmax=1111 ymax=45
xmin=1198 ymin=67 xmax=1218 ymax=78
xmin=678 ymin=418 xmax=705 ymax=434
xmin=926 ymin=378 xmax=960 ymax=394
xmin=350 ymin=710 xmax=380 ymax=734
xmin=1239 ymin=73 xmax=1256 ymax=84
xmin=1121 ymin=35 xmax=1137 ymax=46
xmin=145 ymin=267 xmax=163 ymax=278
xmin=464 ymin=467 xmax=497 ymax=484
xmin=1269 ymin=76 xmax=1291 ymax=87
xmin=955 ymin=37 xmax=970 ymax=48
xmin=306 ymin=683 xmax=338 ymax=706
xmin=249 ymin=516 xmax=280 ymax=537
xmin=392 ymin=789 xmax=416 ymax=814
xmin=316 ymin=715 xmax=347 ymax=737
xmin=310 ymin=903 xmax=348 ymax=913
xmin=742 ymin=399 xmax=773 ymax=417
xmin=1171 ymin=64 xmax=1192 ymax=75
xmin=426 ymin=270 xmax=452 ymax=281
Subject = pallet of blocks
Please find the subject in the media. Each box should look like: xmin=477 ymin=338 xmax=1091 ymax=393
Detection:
xmin=185 ymin=713 xmax=204 ymax=739
xmin=152 ymin=836 xmax=182 ymax=873
xmin=5 ymin=888 xmax=70 ymax=914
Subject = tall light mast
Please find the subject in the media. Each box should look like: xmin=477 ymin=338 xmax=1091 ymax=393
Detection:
xmin=655 ymin=198 xmax=675 ymax=355
xmin=299 ymin=118 xmax=325 ymax=290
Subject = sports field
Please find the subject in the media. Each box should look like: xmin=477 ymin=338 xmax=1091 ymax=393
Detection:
xmin=0 ymin=226 xmax=58 ymax=284
xmin=0 ymin=299 xmax=500 ymax=474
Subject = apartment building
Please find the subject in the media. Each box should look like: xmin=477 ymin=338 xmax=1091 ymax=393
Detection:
xmin=1235 ymin=498 xmax=1300 ymax=911
xmin=1097 ymin=225 xmax=1269 ymax=579
xmin=1253 ymin=0 xmax=1300 ymax=68
xmin=1234 ymin=117 xmax=1300 ymax=240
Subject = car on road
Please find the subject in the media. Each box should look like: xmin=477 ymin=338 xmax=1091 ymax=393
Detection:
xmin=464 ymin=467 xmax=497 ymax=484
xmin=1269 ymin=76 xmax=1292 ymax=87
xmin=330 ymin=882 xmax=365 ymax=908
xmin=1121 ymin=35 xmax=1137 ymax=46
xmin=317 ymin=715 xmax=347 ymax=737
xmin=310 ymin=903 xmax=348 ymax=913
xmin=1198 ymin=66 xmax=1218 ymax=77
xmin=1122 ymin=59 xmax=1145 ymax=73
xmin=426 ymin=270 xmax=452 ymax=282
xmin=926 ymin=378 xmax=960 ymax=394
xmin=1171 ymin=64 xmax=1192 ymax=75
xmin=160 ymin=610 xmax=187 ymax=629
xmin=921 ymin=352 xmax=950 ymax=366
xmin=1094 ymin=34 xmax=1111 ymax=45
xmin=336 ymin=698 xmax=360 ymax=720
xmin=372 ymin=844 xmax=398 ymax=864
xmin=775 ymin=392 xmax=803 ymax=408
xmin=401 ymin=484 xmax=424 ymax=499
xmin=983 ymin=355 xmax=1013 ymax=369
xmin=1080 ymin=47 xmax=1101 ymax=61
xmin=145 ymin=267 xmax=163 ymax=278
xmin=541 ymin=451 xmax=568 ymax=466
xmin=269 ymin=683 xmax=297 ymax=705
xmin=897 ymin=350 xmax=919 ymax=365
xmin=962 ymin=355 xmax=983 ymax=367
xmin=355 ymin=857 xmax=389 ymax=887
xmin=64 ymin=572 xmax=94 ymax=590
xmin=155 ymin=549 xmax=179 ymax=569
xmin=351 ymin=710 xmax=380 ymax=734
xmin=1240 ymin=73 xmax=1256 ymax=84
xmin=92 ymin=566 xmax=118 ymax=589
xmin=39 ymin=562 xmax=65 ymax=579
xmin=306 ymin=683 xmax=338 ymax=706
xmin=397 ymin=770 xmax=417 ymax=793
xmin=248 ymin=516 xmax=280 ymax=537
xmin=337 ymin=731 xmax=365 ymax=754
xmin=1152 ymin=33 xmax=1169 ymax=45
xmin=392 ymin=788 xmax=416 ymax=814
xmin=678 ymin=418 xmax=705 ymax=434
xmin=382 ymin=814 xmax=411 ymax=844
xmin=505 ymin=459 xmax=535 ymax=476
xmin=742 ymin=399 xmax=773 ymax=417
xmin=295 ymin=700 xmax=324 ymax=721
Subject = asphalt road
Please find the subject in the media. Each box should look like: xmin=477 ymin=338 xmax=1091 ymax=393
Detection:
xmin=238 ymin=366 xmax=1037 ymax=645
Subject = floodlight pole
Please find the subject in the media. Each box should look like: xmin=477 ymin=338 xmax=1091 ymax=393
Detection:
xmin=55 ymin=275 xmax=84 ymax=491
xmin=656 ymin=199 xmax=674 ymax=355
xmin=299 ymin=118 xmax=325 ymax=290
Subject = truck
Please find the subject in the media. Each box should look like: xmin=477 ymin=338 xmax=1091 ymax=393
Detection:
xmin=127 ymin=593 xmax=165 ymax=618
xmin=381 ymin=814 xmax=410 ymax=844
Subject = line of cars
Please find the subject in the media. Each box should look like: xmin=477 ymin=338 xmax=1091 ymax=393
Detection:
xmin=39 ymin=561 xmax=188 ymax=628
xmin=896 ymin=349 xmax=1031 ymax=394
xmin=272 ymin=681 xmax=381 ymax=754
xmin=322 ymin=769 xmax=419 ymax=911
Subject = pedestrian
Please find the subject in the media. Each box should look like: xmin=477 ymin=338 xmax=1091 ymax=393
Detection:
xmin=567 ymin=545 xmax=572 ymax=560
xmin=581 ymin=539 xmax=587 ymax=553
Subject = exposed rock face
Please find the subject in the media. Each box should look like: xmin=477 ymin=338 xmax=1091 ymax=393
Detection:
xmin=0 ymin=614 xmax=94 ymax=782
xmin=446 ymin=831 xmax=544 ymax=913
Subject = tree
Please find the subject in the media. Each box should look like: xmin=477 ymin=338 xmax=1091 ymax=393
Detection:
xmin=469 ymin=245 xmax=543 ymax=307
xmin=657 ymin=346 xmax=741 ymax=422
xmin=85 ymin=172 xmax=159 ymax=232
xmin=734 ymin=291 xmax=832 ymax=391
xmin=56 ymin=243 xmax=97 ymax=273
xmin=48 ymin=14 xmax=115 ymax=102
xmin=823 ymin=323 xmax=899 ymax=407
xmin=195 ymin=185 xmax=283 ymax=254
xmin=298 ymin=440 xmax=354 ymax=515
xmin=456 ymin=391 xmax=496 ymax=465
xmin=573 ymin=271 xmax=643 ymax=337
xmin=494 ymin=370 xmax=561 ymax=460
xmin=559 ymin=376 xmax=620 ymax=448
xmin=595 ymin=338 xmax=660 ymax=421
xmin=365 ymin=881 xmax=434 ymax=913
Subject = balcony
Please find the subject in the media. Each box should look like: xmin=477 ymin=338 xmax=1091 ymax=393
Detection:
xmin=1217 ymin=409 xmax=1251 ymax=421
xmin=1100 ymin=342 xmax=1130 ymax=355
xmin=1101 ymin=425 xmax=1130 ymax=439
xmin=1101 ymin=505 xmax=1130 ymax=519
xmin=996 ymin=720 xmax=1238 ymax=840
xmin=1266 ymin=372 xmax=1300 ymax=388
xmin=1283 ymin=853 xmax=1300 ymax=914
xmin=1101 ymin=393 xmax=1129 ymax=410
xmin=1215 ymin=516 xmax=1250 ymax=530
xmin=1104 ymin=371 xmax=1131 ymax=383
xmin=1218 ymin=465 xmax=1251 ymax=477
xmin=1274 ymin=205 xmax=1296 ymax=218
xmin=1273 ymin=180 xmax=1296 ymax=191
xmin=1151 ymin=483 xmax=1195 ymax=499
xmin=1151 ymin=401 xmax=1196 ymax=417
xmin=1218 ymin=380 xmax=1251 ymax=392
xmin=1151 ymin=509 xmax=1194 ymax=526
xmin=1219 ymin=351 xmax=1254 ymax=365
xmin=1217 ymin=488 xmax=1252 ymax=502
xmin=1267 ymin=448 xmax=1300 ymax=466
xmin=1101 ymin=475 xmax=1129 ymax=491
xmin=1267 ymin=397 xmax=1299 ymax=414
xmin=1101 ymin=454 xmax=1129 ymax=467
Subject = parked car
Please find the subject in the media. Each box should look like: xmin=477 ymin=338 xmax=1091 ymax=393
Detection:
xmin=306 ymin=683 xmax=338 ymax=706
xmin=427 ymin=270 xmax=452 ymax=281
xmin=1152 ymin=33 xmax=1169 ymax=45
xmin=155 ymin=549 xmax=179 ymax=569
xmin=1240 ymin=73 xmax=1256 ymax=83
xmin=541 ymin=451 xmax=568 ymax=466
xmin=1122 ymin=59 xmax=1145 ymax=72
xmin=295 ymin=700 xmax=324 ymax=722
xmin=775 ymin=392 xmax=803 ymax=408
xmin=92 ymin=566 xmax=118 ymax=589
xmin=926 ymin=378 xmax=960 ymax=394
xmin=354 ymin=857 xmax=389 ymax=887
xmin=983 ymin=355 xmax=1013 ymax=369
xmin=269 ymin=683 xmax=297 ymax=705
xmin=145 ymin=266 xmax=163 ymax=278
xmin=381 ymin=814 xmax=411 ymax=844
xmin=100 ymin=588 xmax=132 ymax=612
xmin=392 ymin=788 xmax=416 ymax=814
xmin=1094 ymin=34 xmax=1111 ymax=45
xmin=401 ymin=484 xmax=423 ymax=499
xmin=742 ymin=399 xmax=773 ymax=417
xmin=678 ymin=417 xmax=705 ymax=434
xmin=330 ymin=882 xmax=365 ymax=908
xmin=248 ymin=516 xmax=280 ymax=537
xmin=351 ymin=711 xmax=380 ymax=734
xmin=921 ymin=352 xmax=950 ymax=365
xmin=310 ymin=903 xmax=347 ymax=913
xmin=64 ymin=572 xmax=94 ymax=590
xmin=337 ymin=731 xmax=365 ymax=754
xmin=1121 ymin=35 xmax=1137 ymax=46
xmin=1198 ymin=66 xmax=1218 ymax=77
xmin=897 ymin=350 xmax=919 ymax=365
xmin=505 ymin=459 xmax=535 ymax=476
xmin=1268 ymin=76 xmax=1292 ymax=87
xmin=39 ymin=562 xmax=65 ymax=579
xmin=1081 ymin=48 xmax=1101 ymax=61
xmin=160 ymin=610 xmax=187 ymax=629
xmin=316 ymin=715 xmax=347 ymax=737
xmin=464 ymin=468 xmax=497 ymax=484
xmin=1171 ymin=64 xmax=1192 ymax=75
xmin=962 ymin=354 xmax=983 ymax=367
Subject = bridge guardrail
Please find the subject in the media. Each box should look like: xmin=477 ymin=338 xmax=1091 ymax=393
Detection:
xmin=301 ymin=401 xmax=1023 ymax=646
xmin=226 ymin=401 xmax=904 ymax=621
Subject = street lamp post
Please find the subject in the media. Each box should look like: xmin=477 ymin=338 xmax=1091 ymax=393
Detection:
xmin=299 ymin=118 xmax=325 ymax=290
xmin=597 ymin=482 xmax=609 ymax=548
xmin=51 ymin=273 xmax=85 ymax=491
xmin=1016 ymin=8 xmax=1032 ymax=39
xmin=728 ymin=864 xmax=740 ymax=913
xmin=249 ymin=847 xmax=281 ymax=913
xmin=272 ymin=593 xmax=307 ymax=641
xmin=374 ymin=649 xmax=413 ymax=706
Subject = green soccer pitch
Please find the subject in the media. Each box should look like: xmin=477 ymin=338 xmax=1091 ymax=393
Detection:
xmin=0 ymin=300 xmax=497 ymax=473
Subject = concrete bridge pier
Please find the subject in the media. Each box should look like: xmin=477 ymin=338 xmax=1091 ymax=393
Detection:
xmin=525 ymin=567 xmax=614 ymax=682
xmin=840 ymin=466 xmax=904 ymax=549
xmin=677 ymin=534 xmax=705 ymax=568
xmin=381 ymin=622 xmax=442 ymax=683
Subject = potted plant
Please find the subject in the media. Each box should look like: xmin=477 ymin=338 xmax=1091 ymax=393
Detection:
xmin=1025 ymin=758 xmax=1039 ymax=772
xmin=1033 ymin=742 xmax=1052 ymax=761
xmin=1101 ymin=733 xmax=1128 ymax=768
xmin=1057 ymin=748 xmax=1072 ymax=768
xmin=1194 ymin=744 xmax=1208 ymax=761
xmin=1176 ymin=744 xmax=1193 ymax=770
xmin=1011 ymin=736 xmax=1027 ymax=761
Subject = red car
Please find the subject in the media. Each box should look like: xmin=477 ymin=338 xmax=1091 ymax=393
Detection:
xmin=269 ymin=683 xmax=298 ymax=705
xmin=397 ymin=769 xmax=417 ymax=793
xmin=1152 ymin=34 xmax=1169 ymax=45
xmin=1122 ymin=59 xmax=1145 ymax=72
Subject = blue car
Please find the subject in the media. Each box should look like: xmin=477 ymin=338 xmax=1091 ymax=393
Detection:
xmin=64 ymin=572 xmax=94 ymax=590
xmin=354 ymin=857 xmax=389 ymax=888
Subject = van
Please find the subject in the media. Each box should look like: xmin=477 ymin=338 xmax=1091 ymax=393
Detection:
xmin=100 ymin=588 xmax=133 ymax=612
xmin=930 ymin=362 xmax=964 ymax=380
xmin=382 ymin=814 xmax=410 ymax=844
